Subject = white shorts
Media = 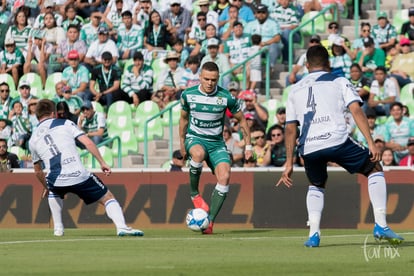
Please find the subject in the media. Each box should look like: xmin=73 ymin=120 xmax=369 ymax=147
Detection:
xmin=250 ymin=69 xmax=261 ymax=82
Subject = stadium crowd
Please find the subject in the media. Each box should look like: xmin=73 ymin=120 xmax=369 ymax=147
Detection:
xmin=0 ymin=0 xmax=414 ymax=169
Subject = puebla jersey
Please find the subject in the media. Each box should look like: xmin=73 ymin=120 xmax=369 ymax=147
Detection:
xmin=286 ymin=71 xmax=362 ymax=155
xmin=29 ymin=118 xmax=90 ymax=187
xmin=181 ymin=85 xmax=240 ymax=141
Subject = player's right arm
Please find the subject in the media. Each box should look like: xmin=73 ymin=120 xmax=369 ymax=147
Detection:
xmin=179 ymin=109 xmax=189 ymax=160
xmin=33 ymin=161 xmax=48 ymax=198
xmin=78 ymin=134 xmax=111 ymax=175
xmin=276 ymin=122 xmax=297 ymax=188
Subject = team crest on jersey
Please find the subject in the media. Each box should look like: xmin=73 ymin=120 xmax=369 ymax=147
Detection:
xmin=217 ymin=97 xmax=224 ymax=105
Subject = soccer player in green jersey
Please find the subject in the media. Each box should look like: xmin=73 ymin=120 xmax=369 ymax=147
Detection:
xmin=179 ymin=61 xmax=253 ymax=234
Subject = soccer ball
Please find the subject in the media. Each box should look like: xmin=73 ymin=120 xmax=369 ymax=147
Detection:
xmin=186 ymin=208 xmax=210 ymax=231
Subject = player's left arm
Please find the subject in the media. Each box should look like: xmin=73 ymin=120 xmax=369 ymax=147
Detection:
xmin=233 ymin=110 xmax=252 ymax=160
xmin=179 ymin=109 xmax=189 ymax=159
xmin=348 ymin=101 xmax=381 ymax=162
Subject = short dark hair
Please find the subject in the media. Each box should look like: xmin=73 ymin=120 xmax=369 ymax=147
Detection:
xmin=67 ymin=24 xmax=80 ymax=32
xmin=375 ymin=66 xmax=387 ymax=73
xmin=0 ymin=138 xmax=7 ymax=145
xmin=390 ymin=102 xmax=403 ymax=110
xmin=201 ymin=61 xmax=219 ymax=72
xmin=0 ymin=82 xmax=9 ymax=88
xmin=251 ymin=34 xmax=261 ymax=45
xmin=36 ymin=99 xmax=56 ymax=120
xmin=133 ymin=51 xmax=144 ymax=61
xmin=306 ymin=45 xmax=330 ymax=69
xmin=350 ymin=63 xmax=362 ymax=72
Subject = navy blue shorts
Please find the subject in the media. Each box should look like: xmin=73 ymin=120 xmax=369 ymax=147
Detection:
xmin=302 ymin=138 xmax=372 ymax=186
xmin=49 ymin=174 xmax=108 ymax=205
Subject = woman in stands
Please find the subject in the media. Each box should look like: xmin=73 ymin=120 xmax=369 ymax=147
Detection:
xmin=143 ymin=10 xmax=170 ymax=52
xmin=349 ymin=22 xmax=380 ymax=60
xmin=5 ymin=9 xmax=32 ymax=56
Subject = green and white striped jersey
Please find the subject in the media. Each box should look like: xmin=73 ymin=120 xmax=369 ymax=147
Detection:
xmin=181 ymin=85 xmax=241 ymax=141
xmin=5 ymin=26 xmax=32 ymax=50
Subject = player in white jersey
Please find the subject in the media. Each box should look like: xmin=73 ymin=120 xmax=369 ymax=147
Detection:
xmin=29 ymin=99 xmax=144 ymax=237
xmin=179 ymin=62 xmax=252 ymax=234
xmin=277 ymin=45 xmax=403 ymax=247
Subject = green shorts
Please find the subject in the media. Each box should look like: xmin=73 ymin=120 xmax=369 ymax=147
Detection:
xmin=185 ymin=136 xmax=231 ymax=171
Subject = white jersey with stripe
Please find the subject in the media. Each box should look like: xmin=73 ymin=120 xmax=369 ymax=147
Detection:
xmin=286 ymin=71 xmax=362 ymax=155
xmin=29 ymin=118 xmax=90 ymax=187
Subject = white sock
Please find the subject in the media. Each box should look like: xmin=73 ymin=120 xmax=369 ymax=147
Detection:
xmin=48 ymin=193 xmax=64 ymax=230
xmin=368 ymin=172 xmax=387 ymax=227
xmin=306 ymin=186 xmax=324 ymax=237
xmin=105 ymin=199 xmax=128 ymax=229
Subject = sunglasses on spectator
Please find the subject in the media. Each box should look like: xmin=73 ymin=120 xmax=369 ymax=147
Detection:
xmin=0 ymin=89 xmax=10 ymax=93
xmin=253 ymin=135 xmax=265 ymax=140
xmin=5 ymin=44 xmax=15 ymax=47
xmin=272 ymin=133 xmax=282 ymax=137
xmin=329 ymin=25 xmax=338 ymax=29
xmin=362 ymin=29 xmax=370 ymax=33
xmin=197 ymin=18 xmax=206 ymax=21
xmin=20 ymin=86 xmax=30 ymax=90
xmin=0 ymin=145 xmax=7 ymax=149
xmin=310 ymin=40 xmax=319 ymax=43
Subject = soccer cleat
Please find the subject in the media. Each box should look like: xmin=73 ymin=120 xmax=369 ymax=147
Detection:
xmin=117 ymin=227 xmax=144 ymax=237
xmin=304 ymin=232 xmax=320 ymax=247
xmin=191 ymin=195 xmax=210 ymax=212
xmin=202 ymin=222 xmax=214 ymax=235
xmin=373 ymin=223 xmax=404 ymax=245
xmin=54 ymin=228 xmax=64 ymax=237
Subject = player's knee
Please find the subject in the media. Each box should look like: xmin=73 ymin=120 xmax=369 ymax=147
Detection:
xmin=189 ymin=145 xmax=205 ymax=161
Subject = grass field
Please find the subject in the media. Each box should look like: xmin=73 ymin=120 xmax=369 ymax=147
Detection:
xmin=0 ymin=228 xmax=413 ymax=275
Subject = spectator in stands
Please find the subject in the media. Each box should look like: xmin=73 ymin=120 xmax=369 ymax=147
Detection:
xmin=245 ymin=4 xmax=282 ymax=74
xmin=400 ymin=7 xmax=414 ymax=44
xmin=11 ymin=81 xmax=38 ymax=118
xmin=28 ymin=99 xmax=39 ymax=131
xmin=215 ymin=0 xmax=230 ymax=17
xmin=61 ymin=3 xmax=84 ymax=31
xmin=102 ymin=0 xmax=125 ymax=39
xmin=179 ymin=55 xmax=201 ymax=90
xmin=0 ymin=117 xmax=12 ymax=141
xmin=170 ymin=149 xmax=185 ymax=171
xmin=187 ymin=11 xmax=207 ymax=49
xmin=287 ymin=34 xmax=321 ymax=85
xmin=190 ymin=23 xmax=223 ymax=59
xmin=77 ymin=100 xmax=108 ymax=146
xmin=117 ymin=10 xmax=144 ymax=61
xmin=75 ymin=0 xmax=104 ymax=19
xmin=133 ymin=0 xmax=153 ymax=29
xmin=156 ymin=51 xmax=185 ymax=103
xmin=274 ymin=106 xmax=286 ymax=128
xmin=162 ymin=0 xmax=192 ymax=42
xmin=0 ymin=82 xmax=13 ymax=119
xmin=220 ymin=4 xmax=246 ymax=40
xmin=121 ymin=51 xmax=154 ymax=107
xmin=399 ymin=137 xmax=414 ymax=166
xmin=384 ymin=102 xmax=414 ymax=163
xmin=329 ymin=36 xmax=352 ymax=79
xmin=51 ymin=81 xmax=65 ymax=103
xmin=356 ymin=36 xmax=385 ymax=80
xmin=368 ymin=66 xmax=398 ymax=117
xmin=266 ymin=124 xmax=288 ymax=167
xmin=0 ymin=38 xmax=24 ymax=88
xmin=84 ymin=26 xmax=119 ymax=71
xmin=143 ymin=10 xmax=171 ymax=51
xmin=56 ymin=101 xmax=78 ymax=124
xmin=371 ymin=11 xmax=398 ymax=53
xmin=322 ymin=21 xmax=351 ymax=56
xmin=172 ymin=38 xmax=190 ymax=68
xmin=62 ymin=50 xmax=92 ymax=101
xmin=250 ymin=126 xmax=270 ymax=167
xmin=223 ymin=124 xmax=244 ymax=167
xmin=33 ymin=1 xmax=63 ymax=29
xmin=248 ymin=34 xmax=262 ymax=92
xmin=223 ymin=21 xmax=251 ymax=82
xmin=200 ymin=38 xmax=231 ymax=89
xmin=61 ymin=85 xmax=83 ymax=116
xmin=389 ymin=37 xmax=414 ymax=89
xmin=9 ymin=101 xmax=31 ymax=149
xmin=198 ymin=0 xmax=219 ymax=29
xmin=353 ymin=108 xmax=384 ymax=147
xmin=238 ymin=89 xmax=268 ymax=130
xmin=5 ymin=9 xmax=32 ymax=56
xmin=268 ymin=0 xmax=301 ymax=64
xmin=349 ymin=22 xmax=380 ymax=61
xmin=374 ymin=134 xmax=386 ymax=153
xmin=56 ymin=24 xmax=87 ymax=69
xmin=42 ymin=11 xmax=65 ymax=49
xmin=349 ymin=63 xmax=371 ymax=111
xmin=381 ymin=148 xmax=397 ymax=166
xmin=90 ymin=51 xmax=122 ymax=107
xmin=80 ymin=10 xmax=103 ymax=47
xmin=24 ymin=31 xmax=53 ymax=87
xmin=403 ymin=105 xmax=410 ymax=117
xmin=219 ymin=0 xmax=255 ymax=35
xmin=227 ymin=81 xmax=240 ymax=98
xmin=0 ymin=138 xmax=20 ymax=172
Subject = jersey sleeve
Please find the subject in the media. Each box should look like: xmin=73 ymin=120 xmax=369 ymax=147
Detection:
xmin=227 ymin=94 xmax=241 ymax=114
xmin=340 ymin=78 xmax=362 ymax=107
xmin=180 ymin=91 xmax=189 ymax=112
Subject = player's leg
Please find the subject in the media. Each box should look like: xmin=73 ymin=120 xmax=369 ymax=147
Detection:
xmin=48 ymin=191 xmax=64 ymax=236
xmin=187 ymin=142 xmax=209 ymax=212
xmin=75 ymin=174 xmax=144 ymax=236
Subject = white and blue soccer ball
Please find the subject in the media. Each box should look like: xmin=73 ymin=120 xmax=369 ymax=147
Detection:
xmin=186 ymin=208 xmax=210 ymax=231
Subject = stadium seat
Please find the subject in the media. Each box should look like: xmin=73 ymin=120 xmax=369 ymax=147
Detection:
xmin=43 ymin=72 xmax=62 ymax=99
xmin=392 ymin=9 xmax=409 ymax=33
xmin=134 ymin=100 xmax=160 ymax=126
xmin=92 ymin=101 xmax=105 ymax=114
xmin=262 ymin=99 xmax=280 ymax=131
xmin=136 ymin=117 xmax=164 ymax=142
xmin=84 ymin=146 xmax=114 ymax=169
xmin=405 ymin=101 xmax=414 ymax=118
xmin=0 ymin=73 xmax=17 ymax=97
xmin=281 ymin=85 xmax=292 ymax=105
xmin=19 ymin=73 xmax=43 ymax=98
xmin=300 ymin=11 xmax=326 ymax=36
xmin=161 ymin=100 xmax=181 ymax=126
xmin=109 ymin=129 xmax=139 ymax=156
xmin=399 ymin=83 xmax=413 ymax=104
xmin=9 ymin=146 xmax=27 ymax=160
xmin=106 ymin=101 xmax=132 ymax=127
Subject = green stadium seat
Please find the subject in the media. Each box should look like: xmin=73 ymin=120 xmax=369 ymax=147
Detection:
xmin=392 ymin=9 xmax=409 ymax=33
xmin=161 ymin=100 xmax=181 ymax=126
xmin=399 ymin=83 xmax=413 ymax=105
xmin=136 ymin=117 xmax=164 ymax=142
xmin=106 ymin=101 xmax=132 ymax=127
xmin=92 ymin=101 xmax=105 ymax=114
xmin=43 ymin=72 xmax=62 ymax=99
xmin=19 ymin=73 xmax=43 ymax=98
xmin=300 ymin=11 xmax=326 ymax=36
xmin=282 ymin=85 xmax=292 ymax=105
xmin=109 ymin=129 xmax=139 ymax=156
xmin=134 ymin=100 xmax=160 ymax=126
xmin=84 ymin=146 xmax=114 ymax=169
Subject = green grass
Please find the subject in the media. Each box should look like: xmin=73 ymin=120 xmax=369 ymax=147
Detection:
xmin=0 ymin=228 xmax=413 ymax=275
